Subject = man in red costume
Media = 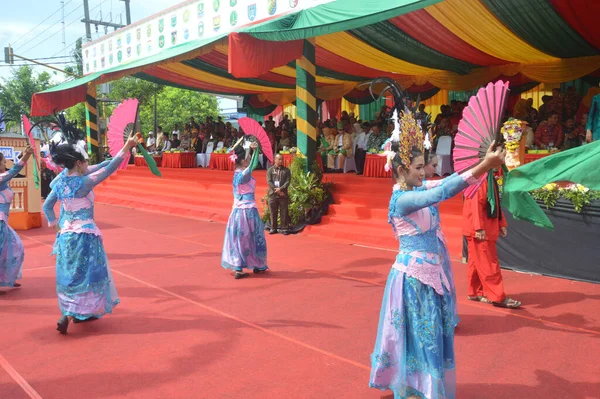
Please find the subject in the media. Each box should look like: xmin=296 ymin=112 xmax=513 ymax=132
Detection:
xmin=462 ymin=173 xmax=522 ymax=309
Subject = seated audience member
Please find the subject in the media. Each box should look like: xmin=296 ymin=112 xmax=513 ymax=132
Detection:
xmin=534 ymin=112 xmax=564 ymax=149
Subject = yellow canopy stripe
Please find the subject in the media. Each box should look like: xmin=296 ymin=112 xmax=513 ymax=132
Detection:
xmin=270 ymin=65 xmax=354 ymax=85
xmin=316 ymin=32 xmax=440 ymax=75
xmin=155 ymin=63 xmax=284 ymax=93
xmin=259 ymin=82 xmax=357 ymax=105
xmin=425 ymin=0 xmax=557 ymax=63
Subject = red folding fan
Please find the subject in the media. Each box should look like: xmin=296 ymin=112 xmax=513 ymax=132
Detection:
xmin=453 ymin=80 xmax=510 ymax=198
xmin=107 ymin=98 xmax=139 ymax=169
xmin=238 ymin=117 xmax=274 ymax=163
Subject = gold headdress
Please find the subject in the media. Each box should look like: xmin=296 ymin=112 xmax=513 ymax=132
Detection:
xmin=368 ymin=77 xmax=425 ymax=170
xmin=397 ymin=110 xmax=424 ymax=168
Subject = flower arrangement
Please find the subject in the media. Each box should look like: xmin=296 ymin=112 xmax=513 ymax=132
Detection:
xmin=531 ymin=182 xmax=600 ymax=213
xmin=501 ymin=118 xmax=525 ymax=152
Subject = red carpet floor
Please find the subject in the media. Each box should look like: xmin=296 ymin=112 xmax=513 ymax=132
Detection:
xmin=1 ymin=173 xmax=599 ymax=398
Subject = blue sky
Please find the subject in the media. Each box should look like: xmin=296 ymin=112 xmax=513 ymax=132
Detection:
xmin=1 ymin=0 xmax=238 ymax=112
xmin=1 ymin=0 xmax=184 ymax=81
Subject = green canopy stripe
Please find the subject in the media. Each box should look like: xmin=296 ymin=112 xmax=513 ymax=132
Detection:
xmin=243 ymin=0 xmax=442 ymax=41
xmin=481 ymin=0 xmax=598 ymax=58
xmin=350 ymin=21 xmax=477 ymax=74
xmin=181 ymin=59 xmax=294 ymax=89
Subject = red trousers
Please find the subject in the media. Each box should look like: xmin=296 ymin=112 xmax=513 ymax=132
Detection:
xmin=466 ymin=237 xmax=506 ymax=303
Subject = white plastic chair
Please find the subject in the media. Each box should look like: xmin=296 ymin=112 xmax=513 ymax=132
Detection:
xmin=197 ymin=142 xmax=215 ymax=167
xmin=436 ymin=136 xmax=453 ymax=176
xmin=206 ymin=141 xmax=215 ymax=154
xmin=216 ymin=141 xmax=224 ymax=150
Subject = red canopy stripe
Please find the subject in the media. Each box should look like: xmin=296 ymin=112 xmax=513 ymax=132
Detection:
xmin=390 ymin=9 xmax=506 ymax=66
xmin=549 ymin=0 xmax=600 ymax=50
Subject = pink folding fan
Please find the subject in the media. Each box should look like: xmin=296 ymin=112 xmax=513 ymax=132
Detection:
xmin=107 ymin=98 xmax=139 ymax=169
xmin=453 ymin=80 xmax=510 ymax=198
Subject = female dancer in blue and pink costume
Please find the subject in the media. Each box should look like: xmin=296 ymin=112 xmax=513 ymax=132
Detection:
xmin=222 ymin=143 xmax=268 ymax=279
xmin=420 ymin=150 xmax=460 ymax=328
xmin=0 ymin=146 xmax=34 ymax=290
xmin=42 ymin=122 xmax=138 ymax=333
xmin=369 ymin=135 xmax=505 ymax=399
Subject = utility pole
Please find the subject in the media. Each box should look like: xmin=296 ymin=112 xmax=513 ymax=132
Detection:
xmin=83 ymin=0 xmax=92 ymax=41
xmin=61 ymin=0 xmax=66 ymax=56
xmin=123 ymin=0 xmax=131 ymax=25
xmin=82 ymin=0 xmax=130 ymax=41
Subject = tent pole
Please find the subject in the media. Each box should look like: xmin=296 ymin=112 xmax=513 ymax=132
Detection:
xmin=85 ymin=83 xmax=100 ymax=162
xmin=295 ymin=38 xmax=317 ymax=171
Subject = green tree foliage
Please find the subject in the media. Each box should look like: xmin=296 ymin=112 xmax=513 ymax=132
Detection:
xmin=108 ymin=76 xmax=163 ymax=104
xmin=0 ymin=66 xmax=52 ymax=126
xmin=137 ymin=86 xmax=219 ymax=134
xmin=65 ymin=102 xmax=86 ymax=128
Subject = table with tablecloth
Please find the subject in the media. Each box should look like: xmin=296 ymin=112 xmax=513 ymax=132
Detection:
xmin=134 ymin=155 xmax=162 ymax=167
xmin=209 ymin=153 xmax=235 ymax=170
xmin=162 ymin=152 xmax=196 ymax=168
xmin=524 ymin=152 xmax=555 ymax=164
xmin=364 ymin=154 xmax=391 ymax=178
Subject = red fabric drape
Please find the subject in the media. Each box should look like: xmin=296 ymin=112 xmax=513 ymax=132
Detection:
xmin=320 ymin=102 xmax=328 ymax=122
xmin=229 ymin=33 xmax=303 ymax=78
xmin=199 ymin=51 xmax=297 ymax=86
xmin=31 ymin=84 xmax=89 ymax=117
xmin=549 ymin=0 xmax=600 ymax=49
xmin=406 ymin=83 xmax=437 ymax=93
xmin=265 ymin=105 xmax=284 ymax=124
xmin=325 ymin=99 xmax=341 ymax=120
xmin=248 ymin=95 xmax=274 ymax=109
xmin=391 ymin=10 xmax=505 ymax=66
xmin=506 ymin=93 xmax=521 ymax=117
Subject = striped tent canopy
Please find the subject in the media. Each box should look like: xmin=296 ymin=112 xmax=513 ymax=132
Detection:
xmin=31 ymin=0 xmax=600 ymax=116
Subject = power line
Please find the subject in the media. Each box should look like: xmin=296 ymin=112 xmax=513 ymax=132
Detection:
xmin=50 ymin=37 xmax=82 ymax=59
xmin=19 ymin=3 xmax=84 ymax=55
xmin=28 ymin=55 xmax=73 ymax=61
xmin=0 ymin=61 xmax=72 ymax=67
xmin=10 ymin=0 xmax=74 ymax=46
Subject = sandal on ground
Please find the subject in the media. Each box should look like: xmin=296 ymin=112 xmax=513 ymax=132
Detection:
xmin=253 ymin=268 xmax=268 ymax=274
xmin=492 ymin=297 xmax=522 ymax=309
xmin=234 ymin=272 xmax=249 ymax=279
xmin=13 ymin=282 xmax=21 ymax=288
xmin=56 ymin=316 xmax=70 ymax=334
xmin=467 ymin=295 xmax=491 ymax=303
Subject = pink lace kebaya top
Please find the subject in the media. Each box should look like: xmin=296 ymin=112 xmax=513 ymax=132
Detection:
xmin=388 ymin=172 xmax=477 ymax=294
xmin=42 ymin=150 xmax=126 ymax=236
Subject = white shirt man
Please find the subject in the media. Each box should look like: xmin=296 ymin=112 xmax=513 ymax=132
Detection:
xmin=161 ymin=137 xmax=171 ymax=152
xmin=146 ymin=132 xmax=156 ymax=152
xmin=355 ymin=126 xmax=369 ymax=151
